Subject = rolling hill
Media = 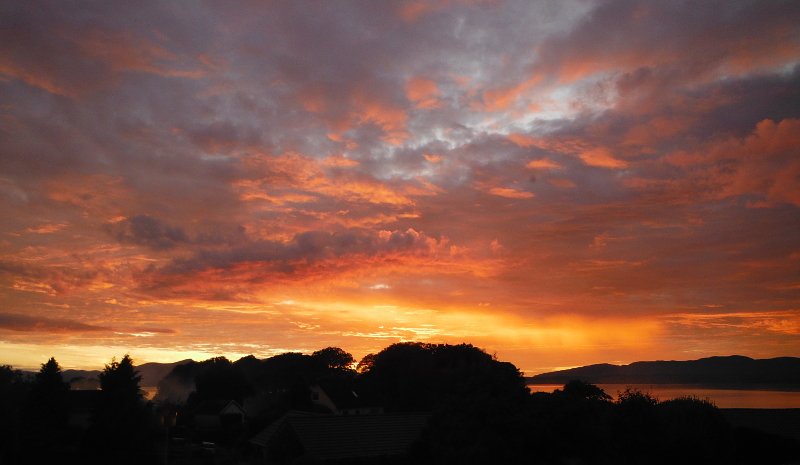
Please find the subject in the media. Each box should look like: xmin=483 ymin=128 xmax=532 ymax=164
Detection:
xmin=61 ymin=359 xmax=193 ymax=387
xmin=527 ymin=355 xmax=800 ymax=388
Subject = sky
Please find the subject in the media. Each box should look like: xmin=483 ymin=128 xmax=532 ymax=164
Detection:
xmin=1 ymin=0 xmax=799 ymax=374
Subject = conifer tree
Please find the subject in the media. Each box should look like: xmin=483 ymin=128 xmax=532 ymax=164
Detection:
xmin=21 ymin=358 xmax=70 ymax=463
xmin=98 ymin=354 xmax=143 ymax=407
xmin=88 ymin=354 xmax=159 ymax=465
xmin=30 ymin=357 xmax=70 ymax=419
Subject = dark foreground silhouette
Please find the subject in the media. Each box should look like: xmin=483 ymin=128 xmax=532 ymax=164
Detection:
xmin=2 ymin=344 xmax=798 ymax=465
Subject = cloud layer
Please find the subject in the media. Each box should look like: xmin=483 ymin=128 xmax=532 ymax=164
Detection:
xmin=1 ymin=0 xmax=799 ymax=371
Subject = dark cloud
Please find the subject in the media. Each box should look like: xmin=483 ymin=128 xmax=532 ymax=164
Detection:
xmin=0 ymin=312 xmax=112 ymax=333
xmin=105 ymin=215 xmax=189 ymax=250
xmin=134 ymin=327 xmax=177 ymax=334
xmin=0 ymin=260 xmax=102 ymax=295
xmin=105 ymin=215 xmax=251 ymax=251
xmin=158 ymin=228 xmax=437 ymax=276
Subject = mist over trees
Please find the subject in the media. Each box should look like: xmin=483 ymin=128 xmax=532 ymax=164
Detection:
xmin=1 ymin=344 xmax=798 ymax=464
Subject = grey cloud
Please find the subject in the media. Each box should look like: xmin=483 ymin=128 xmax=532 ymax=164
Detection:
xmin=0 ymin=0 xmax=589 ymax=197
xmin=105 ymin=215 xmax=188 ymax=250
xmin=536 ymin=0 xmax=800 ymax=81
xmin=0 ymin=312 xmax=112 ymax=333
xmin=105 ymin=215 xmax=249 ymax=250
xmin=157 ymin=228 xmax=435 ymax=276
xmin=0 ymin=260 xmax=101 ymax=295
xmin=0 ymin=1 xmax=214 ymax=96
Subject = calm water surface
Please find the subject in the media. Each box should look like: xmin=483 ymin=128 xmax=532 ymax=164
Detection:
xmin=142 ymin=386 xmax=157 ymax=400
xmin=527 ymin=384 xmax=800 ymax=408
xmin=144 ymin=383 xmax=800 ymax=408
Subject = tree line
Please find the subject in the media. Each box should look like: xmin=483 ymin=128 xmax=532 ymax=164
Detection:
xmin=1 ymin=355 xmax=160 ymax=464
xmin=2 ymin=343 xmax=799 ymax=464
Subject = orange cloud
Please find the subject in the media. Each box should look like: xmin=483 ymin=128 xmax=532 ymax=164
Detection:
xmin=665 ymin=118 xmax=800 ymax=206
xmin=622 ymin=116 xmax=692 ymax=147
xmin=509 ymin=134 xmax=596 ymax=159
xmin=488 ymin=187 xmax=535 ymax=199
xmin=481 ymin=74 xmax=543 ymax=112
xmin=24 ymin=223 xmax=69 ymax=234
xmin=667 ymin=311 xmax=800 ymax=336
xmin=0 ymin=61 xmax=77 ymax=98
xmin=548 ymin=178 xmax=576 ymax=188
xmin=578 ymin=147 xmax=629 ymax=169
xmin=236 ymin=153 xmax=423 ymax=206
xmin=507 ymin=134 xmax=543 ymax=148
xmin=407 ymin=78 xmax=443 ymax=109
xmin=299 ymin=86 xmax=328 ymax=113
xmin=0 ymin=312 xmax=113 ymax=333
xmin=398 ymin=0 xmax=496 ymax=23
xmin=322 ymin=156 xmax=360 ymax=167
xmin=351 ymin=93 xmax=409 ymax=145
xmin=526 ymin=158 xmax=561 ymax=170
xmin=0 ymin=259 xmax=108 ymax=296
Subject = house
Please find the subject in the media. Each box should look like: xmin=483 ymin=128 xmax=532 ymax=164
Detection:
xmin=310 ymin=383 xmax=383 ymax=415
xmin=250 ymin=411 xmax=429 ymax=463
xmin=192 ymin=399 xmax=245 ymax=430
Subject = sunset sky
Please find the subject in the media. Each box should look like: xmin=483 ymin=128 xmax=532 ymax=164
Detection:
xmin=1 ymin=0 xmax=799 ymax=374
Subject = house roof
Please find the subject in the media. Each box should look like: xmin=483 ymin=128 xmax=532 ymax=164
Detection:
xmin=192 ymin=399 xmax=245 ymax=415
xmin=251 ymin=412 xmax=430 ymax=459
xmin=314 ymin=381 xmax=380 ymax=409
xmin=249 ymin=411 xmax=317 ymax=447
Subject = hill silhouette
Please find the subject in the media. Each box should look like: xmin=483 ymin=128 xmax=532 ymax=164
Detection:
xmin=528 ymin=356 xmax=800 ymax=387
xmin=61 ymin=359 xmax=193 ymax=388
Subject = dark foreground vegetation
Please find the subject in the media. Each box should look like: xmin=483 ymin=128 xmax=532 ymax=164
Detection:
xmin=2 ymin=343 xmax=799 ymax=465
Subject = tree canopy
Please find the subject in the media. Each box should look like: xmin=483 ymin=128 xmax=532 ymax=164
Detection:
xmin=98 ymin=354 xmax=143 ymax=404
xmin=89 ymin=354 xmax=159 ymax=465
xmin=357 ymin=342 xmax=526 ymax=412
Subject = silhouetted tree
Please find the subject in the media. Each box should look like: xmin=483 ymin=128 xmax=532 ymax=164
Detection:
xmin=359 ymin=342 xmax=525 ymax=412
xmin=522 ymin=382 xmax=614 ymax=464
xmin=358 ymin=343 xmax=531 ymax=464
xmin=561 ymin=379 xmax=612 ymax=401
xmin=87 ymin=355 xmax=159 ymax=465
xmin=656 ymin=396 xmax=732 ymax=464
xmin=235 ymin=354 xmax=265 ymax=392
xmin=98 ymin=354 xmax=143 ymax=404
xmin=610 ymin=388 xmax=661 ymax=463
xmin=29 ymin=357 xmax=70 ymax=420
xmin=16 ymin=358 xmax=72 ymax=463
xmin=188 ymin=356 xmax=254 ymax=407
xmin=312 ymin=346 xmax=355 ymax=371
xmin=0 ymin=365 xmax=29 ymax=419
xmin=356 ymin=353 xmax=376 ymax=373
xmin=0 ymin=365 xmax=32 ymax=463
xmin=259 ymin=352 xmax=315 ymax=391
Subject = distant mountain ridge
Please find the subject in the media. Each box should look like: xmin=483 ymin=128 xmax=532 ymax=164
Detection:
xmin=61 ymin=359 xmax=193 ymax=387
xmin=527 ymin=355 xmax=800 ymax=387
